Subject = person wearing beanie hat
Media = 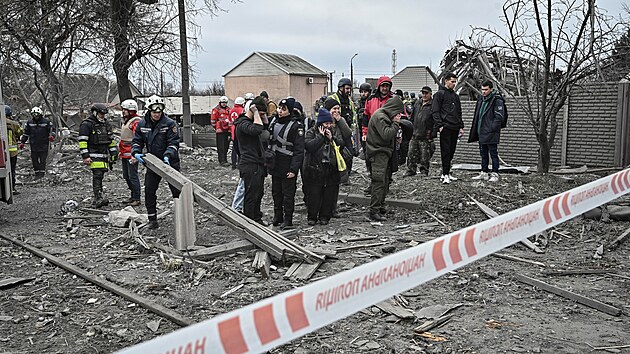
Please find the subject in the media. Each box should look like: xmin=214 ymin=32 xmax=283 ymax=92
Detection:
xmin=366 ymin=95 xmax=403 ymax=221
xmin=233 ymin=95 xmax=271 ymax=225
xmin=316 ymin=108 xmax=333 ymax=125
xmin=302 ymin=108 xmax=346 ymax=225
xmin=268 ymin=96 xmax=305 ymax=229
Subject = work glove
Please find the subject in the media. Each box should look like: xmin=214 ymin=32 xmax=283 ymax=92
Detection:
xmin=134 ymin=153 xmax=145 ymax=164
xmin=49 ymin=136 xmax=55 ymax=142
xmin=19 ymin=143 xmax=25 ymax=149
xmin=163 ymin=156 xmax=170 ymax=166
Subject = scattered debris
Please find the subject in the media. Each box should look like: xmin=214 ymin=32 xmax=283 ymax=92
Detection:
xmin=285 ymin=261 xmax=322 ymax=280
xmin=252 ymin=251 xmax=271 ymax=279
xmin=146 ymin=319 xmax=162 ymax=333
xmin=107 ymin=206 xmax=148 ymax=227
xmin=606 ymin=226 xmax=630 ymax=251
xmin=375 ymin=298 xmax=414 ymax=319
xmin=492 ymin=253 xmax=546 ymax=267
xmin=220 ymin=284 xmax=244 ymax=298
xmin=414 ymin=303 xmax=464 ymax=320
xmin=0 ymin=277 xmax=35 ymax=289
xmin=515 ymin=273 xmax=622 ymax=316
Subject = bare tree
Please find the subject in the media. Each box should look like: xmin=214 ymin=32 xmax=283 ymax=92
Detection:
xmin=0 ymin=0 xmax=100 ymax=125
xmin=473 ymin=0 xmax=620 ymax=172
xmin=107 ymin=0 xmax=223 ymax=100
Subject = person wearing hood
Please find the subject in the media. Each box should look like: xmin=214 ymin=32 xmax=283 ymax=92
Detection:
xmin=366 ymin=95 xmax=403 ymax=221
xmin=432 ymin=72 xmax=464 ymax=184
xmin=79 ymin=103 xmax=118 ymax=208
xmin=268 ymin=97 xmax=305 ymax=229
xmin=234 ymin=96 xmax=270 ymax=225
xmin=302 ymin=108 xmax=346 ymax=225
xmin=131 ymin=95 xmax=181 ymax=229
xmin=468 ymin=80 xmax=506 ymax=183
xmin=20 ymin=106 xmax=55 ymax=179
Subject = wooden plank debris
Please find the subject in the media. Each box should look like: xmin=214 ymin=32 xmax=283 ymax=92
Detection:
xmin=492 ymin=253 xmax=546 ymax=267
xmin=0 ymin=232 xmax=194 ymax=326
xmin=338 ymin=192 xmax=421 ymax=210
xmin=543 ymin=269 xmax=610 ymax=276
xmin=606 ymin=226 xmax=630 ymax=251
xmin=189 ymin=240 xmax=256 ymax=260
xmin=336 ymin=242 xmax=386 ymax=252
xmin=220 ymin=284 xmax=244 ymax=298
xmin=142 ymin=154 xmax=323 ymax=263
xmin=469 ymin=195 xmax=544 ymax=253
xmin=515 ymin=273 xmax=622 ymax=316
xmin=425 ymin=211 xmax=447 ymax=227
xmin=252 ymin=251 xmax=271 ymax=279
xmin=285 ymin=261 xmax=322 ymax=280
xmin=0 ymin=277 xmax=35 ymax=289
xmin=414 ymin=315 xmax=453 ymax=334
xmin=174 ymin=182 xmax=196 ymax=251
xmin=375 ymin=298 xmax=414 ymax=319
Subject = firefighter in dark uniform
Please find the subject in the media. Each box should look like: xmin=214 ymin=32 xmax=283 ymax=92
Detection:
xmin=131 ymin=95 xmax=181 ymax=229
xmin=268 ymin=97 xmax=305 ymax=229
xmin=79 ymin=103 xmax=118 ymax=208
xmin=19 ymin=106 xmax=55 ymax=178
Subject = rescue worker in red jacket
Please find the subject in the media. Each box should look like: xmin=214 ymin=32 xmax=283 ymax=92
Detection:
xmin=211 ymin=96 xmax=231 ymax=166
xmin=119 ymin=99 xmax=142 ymax=206
xmin=229 ymin=97 xmax=245 ymax=169
xmin=361 ymin=76 xmax=393 ymax=143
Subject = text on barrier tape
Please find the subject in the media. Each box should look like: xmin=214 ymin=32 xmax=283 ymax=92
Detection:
xmin=116 ymin=169 xmax=630 ymax=354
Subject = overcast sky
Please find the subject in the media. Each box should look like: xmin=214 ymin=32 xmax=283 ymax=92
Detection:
xmin=188 ymin=0 xmax=626 ymax=89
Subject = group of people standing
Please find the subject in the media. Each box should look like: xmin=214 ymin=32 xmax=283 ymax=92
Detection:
xmin=4 ymin=72 xmax=507 ymax=230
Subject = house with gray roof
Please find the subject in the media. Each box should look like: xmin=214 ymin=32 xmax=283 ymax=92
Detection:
xmin=224 ymin=52 xmax=328 ymax=117
xmin=391 ymin=66 xmax=438 ymax=96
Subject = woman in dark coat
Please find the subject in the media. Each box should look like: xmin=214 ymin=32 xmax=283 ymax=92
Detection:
xmin=302 ymin=108 xmax=345 ymax=225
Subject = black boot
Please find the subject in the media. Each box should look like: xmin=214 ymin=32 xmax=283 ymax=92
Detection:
xmin=147 ymin=219 xmax=159 ymax=229
xmin=280 ymin=216 xmax=294 ymax=230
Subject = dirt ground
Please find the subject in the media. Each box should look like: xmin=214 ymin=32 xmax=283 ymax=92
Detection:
xmin=1 ymin=145 xmax=629 ymax=354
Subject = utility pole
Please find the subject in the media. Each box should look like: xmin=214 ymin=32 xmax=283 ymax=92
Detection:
xmin=178 ymin=0 xmax=192 ymax=146
xmin=350 ymin=53 xmax=358 ymax=90
xmin=392 ymin=49 xmax=397 ymax=76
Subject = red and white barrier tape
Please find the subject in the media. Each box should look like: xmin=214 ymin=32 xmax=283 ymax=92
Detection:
xmin=117 ymin=169 xmax=630 ymax=354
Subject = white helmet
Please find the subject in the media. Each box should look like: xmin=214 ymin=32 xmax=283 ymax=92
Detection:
xmin=146 ymin=95 xmax=165 ymax=112
xmin=31 ymin=106 xmax=43 ymax=116
xmin=121 ymin=99 xmax=138 ymax=111
xmin=234 ymin=97 xmax=245 ymax=105
xmin=244 ymin=92 xmax=255 ymax=101
xmin=219 ymin=96 xmax=229 ymax=103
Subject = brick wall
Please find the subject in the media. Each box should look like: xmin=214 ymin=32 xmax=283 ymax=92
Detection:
xmin=435 ymin=82 xmax=619 ymax=169
xmin=566 ymin=82 xmax=619 ymax=167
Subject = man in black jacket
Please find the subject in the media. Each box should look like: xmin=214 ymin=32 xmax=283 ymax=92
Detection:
xmin=19 ymin=106 xmax=54 ymax=179
xmin=131 ymin=95 xmax=181 ymax=229
xmin=268 ymin=97 xmax=305 ymax=229
xmin=234 ymin=96 xmax=269 ymax=225
xmin=406 ymin=86 xmax=435 ymax=176
xmin=432 ymin=72 xmax=464 ymax=184
xmin=468 ymin=80 xmax=506 ymax=183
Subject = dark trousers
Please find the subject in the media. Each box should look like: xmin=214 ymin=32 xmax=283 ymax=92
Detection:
xmin=145 ymin=167 xmax=181 ymax=220
xmin=216 ymin=132 xmax=229 ymax=164
xmin=408 ymin=137 xmax=436 ymax=175
xmin=240 ymin=164 xmax=266 ymax=222
xmin=480 ymin=143 xmax=500 ymax=173
xmin=439 ymin=128 xmax=459 ymax=175
xmin=272 ymin=176 xmax=297 ymax=223
xmin=369 ymin=152 xmax=391 ymax=214
xmin=10 ymin=155 xmax=17 ymax=189
xmin=92 ymin=168 xmax=107 ymax=197
xmin=31 ymin=150 xmax=47 ymax=177
xmin=305 ymin=183 xmax=339 ymax=222
xmin=121 ymin=158 xmax=141 ymax=200
xmin=399 ymin=138 xmax=410 ymax=165
xmin=231 ymin=138 xmax=240 ymax=168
